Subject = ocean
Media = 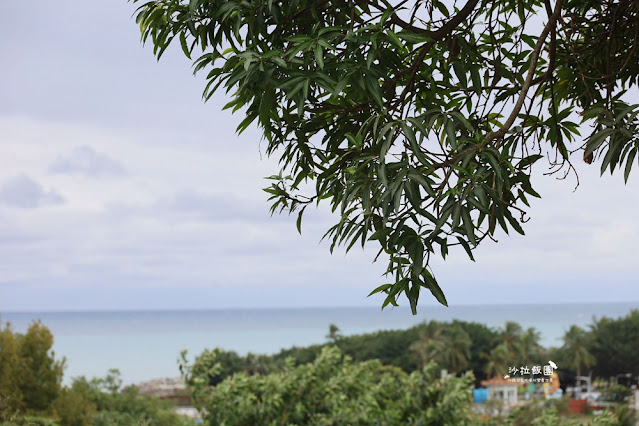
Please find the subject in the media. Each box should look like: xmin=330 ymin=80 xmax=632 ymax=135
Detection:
xmin=1 ymin=302 xmax=637 ymax=386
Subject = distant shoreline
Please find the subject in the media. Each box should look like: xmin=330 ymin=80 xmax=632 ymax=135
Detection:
xmin=2 ymin=300 xmax=638 ymax=314
xmin=2 ymin=302 xmax=637 ymax=386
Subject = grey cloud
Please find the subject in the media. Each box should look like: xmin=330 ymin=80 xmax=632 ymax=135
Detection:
xmin=161 ymin=188 xmax=336 ymax=224
xmin=0 ymin=175 xmax=65 ymax=208
xmin=161 ymin=190 xmax=272 ymax=222
xmin=49 ymin=145 xmax=125 ymax=177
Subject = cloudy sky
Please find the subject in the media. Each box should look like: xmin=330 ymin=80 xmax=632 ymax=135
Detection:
xmin=1 ymin=1 xmax=637 ymax=312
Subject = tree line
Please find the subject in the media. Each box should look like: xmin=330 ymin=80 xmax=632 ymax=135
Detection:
xmin=1 ymin=310 xmax=637 ymax=424
xmin=185 ymin=310 xmax=639 ymax=389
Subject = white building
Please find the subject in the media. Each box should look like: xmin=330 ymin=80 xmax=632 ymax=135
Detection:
xmin=480 ymin=377 xmax=519 ymax=405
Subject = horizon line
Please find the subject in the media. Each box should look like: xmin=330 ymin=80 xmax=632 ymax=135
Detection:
xmin=2 ymin=300 xmax=638 ymax=315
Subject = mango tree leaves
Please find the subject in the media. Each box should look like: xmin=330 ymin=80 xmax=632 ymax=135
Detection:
xmin=133 ymin=0 xmax=639 ymax=312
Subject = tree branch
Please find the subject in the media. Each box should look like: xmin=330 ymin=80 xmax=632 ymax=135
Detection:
xmin=484 ymin=0 xmax=565 ymax=146
xmin=379 ymin=0 xmax=480 ymax=41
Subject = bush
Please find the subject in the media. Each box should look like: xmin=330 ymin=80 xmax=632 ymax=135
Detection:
xmin=66 ymin=371 xmax=193 ymax=426
xmin=0 ymin=321 xmax=64 ymax=417
xmin=611 ymin=404 xmax=639 ymax=426
xmin=601 ymin=385 xmax=633 ymax=403
xmin=182 ymin=346 xmax=475 ymax=425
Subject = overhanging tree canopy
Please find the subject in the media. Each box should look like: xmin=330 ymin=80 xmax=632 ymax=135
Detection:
xmin=133 ymin=0 xmax=639 ymax=313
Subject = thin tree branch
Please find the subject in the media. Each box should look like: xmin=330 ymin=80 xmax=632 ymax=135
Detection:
xmin=484 ymin=0 xmax=565 ymax=147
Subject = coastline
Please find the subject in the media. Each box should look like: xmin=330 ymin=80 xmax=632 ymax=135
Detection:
xmin=2 ymin=302 xmax=637 ymax=386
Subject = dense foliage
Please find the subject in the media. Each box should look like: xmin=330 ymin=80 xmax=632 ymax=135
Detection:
xmin=185 ymin=319 xmax=501 ymax=386
xmin=586 ymin=309 xmax=639 ymax=378
xmin=183 ymin=346 xmax=476 ymax=425
xmin=3 ymin=311 xmax=637 ymax=424
xmin=190 ymin=310 xmax=639 ymax=394
xmin=0 ymin=322 xmax=193 ymax=426
xmin=0 ymin=321 xmax=64 ymax=415
xmin=182 ymin=343 xmax=635 ymax=425
xmin=133 ymin=0 xmax=639 ymax=311
xmin=52 ymin=371 xmax=193 ymax=426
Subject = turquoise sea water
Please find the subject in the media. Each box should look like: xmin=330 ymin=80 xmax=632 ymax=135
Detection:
xmin=1 ymin=302 xmax=637 ymax=385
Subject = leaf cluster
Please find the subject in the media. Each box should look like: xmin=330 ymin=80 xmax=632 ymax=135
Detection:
xmin=0 ymin=321 xmax=65 ymax=417
xmin=133 ymin=0 xmax=639 ymax=310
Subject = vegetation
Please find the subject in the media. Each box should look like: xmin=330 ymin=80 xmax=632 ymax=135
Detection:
xmin=2 ymin=310 xmax=637 ymax=424
xmin=188 ymin=319 xmax=501 ymax=386
xmin=0 ymin=321 xmax=194 ymax=426
xmin=325 ymin=323 xmax=342 ymax=341
xmin=181 ymin=341 xmax=636 ymax=425
xmin=587 ymin=309 xmax=639 ymax=378
xmin=133 ymin=0 xmax=639 ymax=312
xmin=410 ymin=321 xmax=472 ymax=374
xmin=182 ymin=346 xmax=476 ymax=425
xmin=560 ymin=325 xmax=595 ymax=378
xmin=52 ymin=371 xmax=193 ymax=426
xmin=185 ymin=310 xmax=639 ymax=392
xmin=0 ymin=321 xmax=64 ymax=416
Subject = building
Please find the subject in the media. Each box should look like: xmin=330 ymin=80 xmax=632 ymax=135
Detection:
xmin=480 ymin=377 xmax=519 ymax=405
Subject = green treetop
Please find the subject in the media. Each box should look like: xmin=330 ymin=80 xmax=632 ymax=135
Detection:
xmin=132 ymin=0 xmax=639 ymax=312
xmin=0 ymin=321 xmax=65 ymax=415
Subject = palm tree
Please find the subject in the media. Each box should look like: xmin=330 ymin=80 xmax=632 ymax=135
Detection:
xmin=483 ymin=343 xmax=511 ymax=378
xmin=561 ymin=325 xmax=595 ymax=378
xmin=520 ymin=327 xmax=543 ymax=364
xmin=440 ymin=325 xmax=472 ymax=374
xmin=500 ymin=321 xmax=524 ymax=362
xmin=409 ymin=321 xmax=444 ymax=369
xmin=326 ymin=323 xmax=342 ymax=342
xmin=410 ymin=322 xmax=471 ymax=374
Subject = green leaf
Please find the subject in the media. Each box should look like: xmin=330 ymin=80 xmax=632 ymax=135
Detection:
xmin=450 ymin=111 xmax=473 ymax=132
xmin=314 ymin=44 xmax=324 ymax=69
xmin=386 ymin=30 xmax=402 ymax=48
xmin=460 ymin=206 xmax=476 ymax=246
xmin=518 ymin=154 xmax=543 ymax=169
xmin=434 ymin=0 xmax=450 ymax=17
xmin=456 ymin=236 xmax=475 ymax=261
xmin=296 ymin=206 xmax=307 ymax=234
xmin=366 ymin=48 xmax=376 ymax=69
xmin=259 ymin=89 xmax=275 ymax=126
xmin=503 ymin=208 xmax=525 ymax=235
xmin=380 ymin=125 xmax=395 ymax=159
xmin=408 ymin=170 xmax=431 ymax=192
xmin=366 ymin=75 xmax=383 ymax=107
xmin=397 ymin=31 xmax=429 ymax=43
xmin=484 ymin=151 xmax=502 ymax=181
xmin=381 ymin=293 xmax=399 ymax=309
xmin=368 ymin=284 xmax=392 ymax=297
xmin=624 ymin=147 xmax=636 ymax=183
xmin=445 ymin=120 xmax=457 ymax=149
xmin=451 ymin=202 xmax=462 ymax=229
xmin=332 ymin=78 xmax=348 ymax=99
xmin=423 ymin=272 xmax=448 ymax=307
xmin=470 ymin=67 xmax=482 ymax=95
xmin=467 ymin=196 xmax=490 ymax=215
xmin=585 ymin=128 xmax=614 ymax=158
xmin=452 ymin=62 xmax=467 ymax=88
xmin=401 ymin=122 xmax=416 ymax=147
xmin=189 ymin=0 xmax=199 ymax=15
xmin=179 ymin=32 xmax=191 ymax=59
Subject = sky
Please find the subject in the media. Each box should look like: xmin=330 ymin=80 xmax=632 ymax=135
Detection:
xmin=0 ymin=1 xmax=637 ymax=312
